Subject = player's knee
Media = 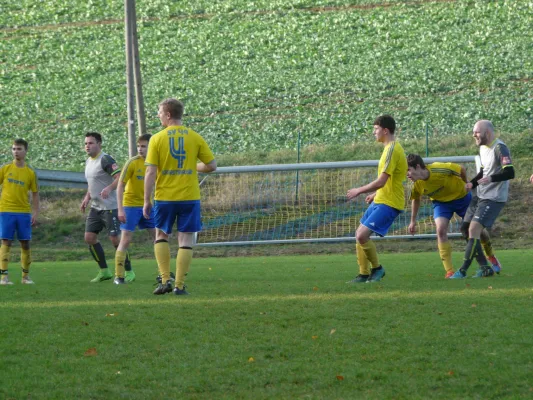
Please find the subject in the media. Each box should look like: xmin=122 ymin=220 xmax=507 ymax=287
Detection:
xmin=480 ymin=229 xmax=490 ymax=242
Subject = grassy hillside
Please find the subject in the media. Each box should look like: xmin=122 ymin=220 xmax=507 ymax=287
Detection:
xmin=1 ymin=0 xmax=532 ymax=170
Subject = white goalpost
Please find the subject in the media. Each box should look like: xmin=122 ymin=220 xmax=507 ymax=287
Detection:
xmin=195 ymin=156 xmax=478 ymax=247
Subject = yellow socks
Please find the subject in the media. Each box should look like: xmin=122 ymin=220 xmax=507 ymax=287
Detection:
xmin=154 ymin=240 xmax=171 ymax=282
xmin=21 ymin=248 xmax=31 ymax=277
xmin=481 ymin=239 xmax=494 ymax=258
xmin=438 ymin=241 xmax=453 ymax=273
xmin=360 ymin=241 xmax=379 ymax=269
xmin=356 ymin=243 xmax=370 ymax=275
xmin=0 ymin=244 xmax=11 ymax=273
xmin=115 ymin=250 xmax=127 ymax=278
xmin=176 ymin=247 xmax=193 ymax=290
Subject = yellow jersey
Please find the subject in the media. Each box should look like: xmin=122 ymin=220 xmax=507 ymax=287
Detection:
xmin=374 ymin=141 xmax=407 ymax=211
xmin=120 ymin=155 xmax=146 ymax=207
xmin=145 ymin=125 xmax=215 ymax=201
xmin=0 ymin=161 xmax=38 ymax=213
xmin=410 ymin=162 xmax=467 ymax=202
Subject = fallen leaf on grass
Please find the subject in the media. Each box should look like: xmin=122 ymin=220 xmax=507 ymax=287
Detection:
xmin=106 ymin=313 xmax=117 ymax=317
xmin=448 ymin=370 xmax=454 ymax=375
xmin=248 ymin=357 xmax=255 ymax=363
xmin=466 ymin=284 xmax=471 ymax=288
xmin=209 ymin=268 xmax=212 ymax=271
xmin=336 ymin=375 xmax=344 ymax=381
xmin=84 ymin=348 xmax=97 ymax=357
xmin=488 ymin=286 xmax=493 ymax=290
xmin=116 ymin=371 xmax=121 ymax=375
xmin=330 ymin=329 xmax=336 ymax=335
xmin=312 ymin=336 xmax=318 ymax=340
xmin=312 ymin=286 xmax=319 ymax=291
xmin=471 ymin=304 xmax=477 ymax=308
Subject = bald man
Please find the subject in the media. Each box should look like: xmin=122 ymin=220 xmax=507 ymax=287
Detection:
xmin=450 ymin=120 xmax=514 ymax=278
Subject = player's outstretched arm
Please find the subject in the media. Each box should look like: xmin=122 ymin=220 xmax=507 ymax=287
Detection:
xmin=197 ymin=159 xmax=217 ymax=173
xmin=347 ymin=172 xmax=389 ymax=200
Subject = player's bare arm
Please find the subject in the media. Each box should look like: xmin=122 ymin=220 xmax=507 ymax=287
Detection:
xmin=116 ymin=179 xmax=126 ymax=223
xmin=100 ymin=173 xmax=120 ymax=199
xmin=31 ymin=191 xmax=40 ymax=226
xmin=197 ymin=159 xmax=217 ymax=173
xmin=80 ymin=191 xmax=91 ymax=212
xmin=143 ymin=165 xmax=157 ymax=219
xmin=347 ymin=172 xmax=389 ymax=200
xmin=409 ymin=198 xmax=421 ymax=235
xmin=365 ymin=192 xmax=376 ymax=204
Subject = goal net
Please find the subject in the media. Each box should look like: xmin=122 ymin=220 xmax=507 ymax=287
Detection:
xmin=196 ymin=156 xmax=478 ymax=246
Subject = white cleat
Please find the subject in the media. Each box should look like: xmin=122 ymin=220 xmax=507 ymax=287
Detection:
xmin=21 ymin=276 xmax=35 ymax=284
xmin=0 ymin=276 xmax=14 ymax=285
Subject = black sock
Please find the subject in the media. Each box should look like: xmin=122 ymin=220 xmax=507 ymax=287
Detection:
xmin=460 ymin=238 xmax=480 ymax=273
xmin=89 ymin=243 xmax=108 ymax=269
xmin=124 ymin=251 xmax=132 ymax=271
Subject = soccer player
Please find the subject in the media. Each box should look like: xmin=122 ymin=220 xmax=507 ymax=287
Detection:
xmin=346 ymin=115 xmax=407 ymax=283
xmin=81 ymin=132 xmax=132 ymax=282
xmin=0 ymin=139 xmax=39 ymax=285
xmin=460 ymin=189 xmax=503 ymax=274
xmin=450 ymin=120 xmax=514 ymax=278
xmin=144 ymin=98 xmax=217 ymax=295
xmin=406 ymin=154 xmax=471 ymax=278
xmin=113 ymin=134 xmax=155 ymax=284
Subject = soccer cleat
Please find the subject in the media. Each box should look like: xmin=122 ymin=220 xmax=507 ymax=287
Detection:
xmin=156 ymin=272 xmax=175 ymax=284
xmin=346 ymin=274 xmax=370 ymax=283
xmin=0 ymin=276 xmax=14 ymax=285
xmin=449 ymin=270 xmax=466 ymax=279
xmin=366 ymin=266 xmax=385 ymax=283
xmin=472 ymin=269 xmax=483 ymax=278
xmin=173 ymin=286 xmax=189 ymax=296
xmin=153 ymin=280 xmax=173 ymax=295
xmin=124 ymin=270 xmax=136 ymax=283
xmin=487 ymin=256 xmax=501 ymax=274
xmin=21 ymin=275 xmax=34 ymax=284
xmin=445 ymin=271 xmax=455 ymax=279
xmin=481 ymin=267 xmax=495 ymax=277
xmin=113 ymin=277 xmax=126 ymax=285
xmin=90 ymin=269 xmax=113 ymax=283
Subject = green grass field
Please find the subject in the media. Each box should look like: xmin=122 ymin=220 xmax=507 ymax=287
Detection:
xmin=1 ymin=250 xmax=532 ymax=399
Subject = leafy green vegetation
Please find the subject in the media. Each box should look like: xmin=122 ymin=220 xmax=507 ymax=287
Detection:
xmin=1 ymin=252 xmax=532 ymax=399
xmin=1 ymin=1 xmax=531 ymax=170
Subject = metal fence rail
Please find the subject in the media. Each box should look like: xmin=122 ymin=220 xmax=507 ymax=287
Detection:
xmin=36 ymin=156 xmax=477 ymax=188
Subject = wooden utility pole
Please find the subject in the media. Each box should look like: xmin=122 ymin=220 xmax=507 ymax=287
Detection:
xmin=124 ymin=0 xmax=146 ymax=157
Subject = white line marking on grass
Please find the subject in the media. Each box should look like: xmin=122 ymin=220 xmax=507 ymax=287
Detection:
xmin=1 ymin=288 xmax=529 ymax=309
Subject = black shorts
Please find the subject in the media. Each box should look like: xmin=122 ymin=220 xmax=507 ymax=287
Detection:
xmin=85 ymin=208 xmax=120 ymax=236
xmin=464 ymin=197 xmax=505 ymax=229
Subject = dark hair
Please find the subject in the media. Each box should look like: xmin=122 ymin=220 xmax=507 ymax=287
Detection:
xmin=85 ymin=132 xmax=102 ymax=143
xmin=13 ymin=138 xmax=28 ymax=150
xmin=406 ymin=153 xmax=426 ymax=169
xmin=374 ymin=115 xmax=396 ymax=134
xmin=159 ymin=98 xmax=184 ymax=120
xmin=137 ymin=134 xmax=152 ymax=143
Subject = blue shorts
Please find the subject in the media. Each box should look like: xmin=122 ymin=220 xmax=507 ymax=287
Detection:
xmin=154 ymin=200 xmax=202 ymax=235
xmin=432 ymin=192 xmax=472 ymax=220
xmin=120 ymin=207 xmax=155 ymax=232
xmin=0 ymin=212 xmax=32 ymax=241
xmin=360 ymin=202 xmax=402 ymax=237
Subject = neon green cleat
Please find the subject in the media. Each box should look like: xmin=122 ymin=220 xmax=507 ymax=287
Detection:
xmin=124 ymin=270 xmax=136 ymax=283
xmin=90 ymin=269 xmax=113 ymax=283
